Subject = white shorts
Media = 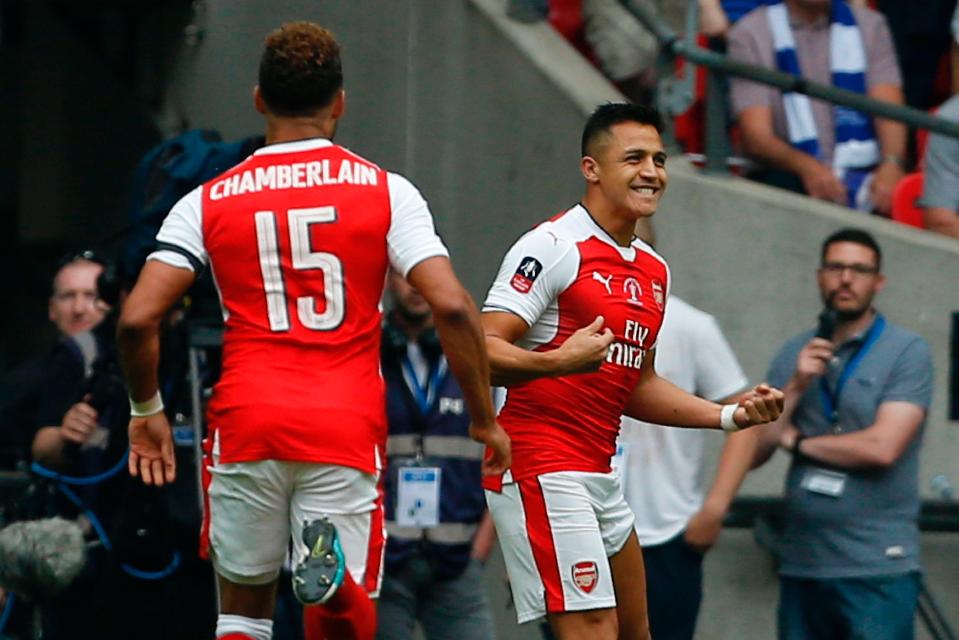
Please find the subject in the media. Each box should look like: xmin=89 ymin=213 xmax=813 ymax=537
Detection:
xmin=486 ymin=470 xmax=634 ymax=624
xmin=202 ymin=458 xmax=385 ymax=595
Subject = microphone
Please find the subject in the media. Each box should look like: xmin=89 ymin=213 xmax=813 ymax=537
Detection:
xmin=816 ymin=294 xmax=839 ymax=340
xmin=0 ymin=517 xmax=87 ymax=599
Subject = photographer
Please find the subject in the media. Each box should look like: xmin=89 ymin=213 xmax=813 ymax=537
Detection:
xmin=24 ymin=263 xmax=181 ymax=640
xmin=32 ymin=281 xmax=122 ymax=473
xmin=753 ymin=228 xmax=933 ymax=640
xmin=0 ymin=251 xmax=107 ymax=469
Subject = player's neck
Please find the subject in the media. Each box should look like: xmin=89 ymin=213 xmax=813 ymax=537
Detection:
xmin=580 ymin=198 xmax=636 ymax=247
xmin=265 ymin=118 xmax=335 ymax=145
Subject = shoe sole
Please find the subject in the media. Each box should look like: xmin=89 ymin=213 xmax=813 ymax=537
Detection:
xmin=292 ymin=518 xmax=346 ymax=605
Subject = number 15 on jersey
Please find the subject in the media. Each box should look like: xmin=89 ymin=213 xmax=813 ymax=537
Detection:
xmin=254 ymin=206 xmax=345 ymax=332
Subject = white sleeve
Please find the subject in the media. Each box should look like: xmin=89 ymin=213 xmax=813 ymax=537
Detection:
xmin=147 ymin=186 xmax=208 ymax=272
xmin=692 ymin=315 xmax=749 ymax=402
xmin=483 ymin=226 xmax=578 ymax=327
xmin=386 ymin=173 xmax=449 ymax=277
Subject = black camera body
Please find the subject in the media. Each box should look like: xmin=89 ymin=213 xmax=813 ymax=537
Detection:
xmin=84 ymin=351 xmax=125 ymax=415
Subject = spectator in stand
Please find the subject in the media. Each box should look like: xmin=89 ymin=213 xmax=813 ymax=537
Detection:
xmin=919 ymin=94 xmax=959 ymax=238
xmin=521 ymin=0 xmax=748 ymax=100
xmin=874 ymin=0 xmax=956 ymax=110
xmin=703 ymin=0 xmax=868 ymax=37
xmin=579 ymin=0 xmax=659 ymax=104
xmin=728 ymin=0 xmax=907 ymax=215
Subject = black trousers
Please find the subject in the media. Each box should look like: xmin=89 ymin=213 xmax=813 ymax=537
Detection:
xmin=643 ymin=532 xmax=705 ymax=640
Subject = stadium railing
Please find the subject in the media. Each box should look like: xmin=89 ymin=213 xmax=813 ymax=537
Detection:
xmin=627 ymin=0 xmax=959 ymax=174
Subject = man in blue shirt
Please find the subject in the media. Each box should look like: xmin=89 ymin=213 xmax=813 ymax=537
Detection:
xmin=754 ymin=227 xmax=933 ymax=640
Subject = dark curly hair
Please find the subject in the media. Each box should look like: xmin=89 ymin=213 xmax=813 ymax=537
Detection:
xmin=258 ymin=22 xmax=343 ymax=116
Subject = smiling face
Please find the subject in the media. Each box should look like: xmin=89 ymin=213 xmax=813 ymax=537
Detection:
xmin=582 ymin=122 xmax=668 ymax=223
xmin=816 ymin=241 xmax=885 ymax=320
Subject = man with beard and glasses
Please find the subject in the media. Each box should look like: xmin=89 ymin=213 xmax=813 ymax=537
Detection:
xmin=753 ymin=227 xmax=933 ymax=640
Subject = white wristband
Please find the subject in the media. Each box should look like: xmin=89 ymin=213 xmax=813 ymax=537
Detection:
xmin=130 ymin=391 xmax=164 ymax=417
xmin=719 ymin=403 xmax=741 ymax=432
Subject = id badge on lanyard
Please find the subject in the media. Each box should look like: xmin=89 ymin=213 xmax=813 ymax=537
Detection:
xmin=396 ymin=465 xmax=442 ymax=527
xmin=801 ymin=467 xmax=847 ymax=497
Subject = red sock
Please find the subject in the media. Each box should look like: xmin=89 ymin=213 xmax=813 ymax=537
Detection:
xmin=302 ymin=572 xmax=377 ymax=640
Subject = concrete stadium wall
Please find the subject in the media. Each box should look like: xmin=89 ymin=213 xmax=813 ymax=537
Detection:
xmin=165 ymin=1 xmax=959 ymax=637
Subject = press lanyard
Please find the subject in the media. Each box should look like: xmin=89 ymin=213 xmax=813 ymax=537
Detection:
xmin=400 ymin=352 xmax=446 ymax=416
xmin=818 ymin=314 xmax=885 ymax=426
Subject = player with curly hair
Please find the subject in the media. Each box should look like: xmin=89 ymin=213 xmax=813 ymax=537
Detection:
xmin=117 ymin=22 xmax=509 ymax=640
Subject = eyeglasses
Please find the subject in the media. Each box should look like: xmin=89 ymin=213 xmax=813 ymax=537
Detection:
xmin=819 ymin=262 xmax=879 ymax=277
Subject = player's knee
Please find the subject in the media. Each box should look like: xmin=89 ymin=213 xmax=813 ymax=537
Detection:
xmin=216 ymin=614 xmax=273 ymax=640
xmin=586 ymin=610 xmax=618 ymax=636
xmin=553 ymin=609 xmax=618 ymax=639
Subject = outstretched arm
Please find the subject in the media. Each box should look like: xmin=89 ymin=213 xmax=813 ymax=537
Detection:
xmin=406 ymin=256 xmax=510 ymax=475
xmin=117 ymin=260 xmax=195 ymax=486
xmin=624 ymin=351 xmax=784 ymax=430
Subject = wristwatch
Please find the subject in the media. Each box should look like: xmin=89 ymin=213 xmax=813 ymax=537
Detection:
xmin=882 ymin=154 xmax=904 ymax=168
xmin=790 ymin=434 xmax=806 ymax=456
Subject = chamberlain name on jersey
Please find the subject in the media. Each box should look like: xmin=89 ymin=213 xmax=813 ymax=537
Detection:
xmin=147 ymin=138 xmax=447 ymax=472
xmin=208 ymin=158 xmax=379 ymax=200
xmin=483 ymin=205 xmax=670 ymax=487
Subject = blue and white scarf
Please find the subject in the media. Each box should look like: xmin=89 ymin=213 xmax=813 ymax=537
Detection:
xmin=767 ymin=1 xmax=878 ymax=209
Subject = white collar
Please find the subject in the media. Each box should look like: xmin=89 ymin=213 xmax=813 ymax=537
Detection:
xmin=571 ymin=204 xmax=638 ymax=260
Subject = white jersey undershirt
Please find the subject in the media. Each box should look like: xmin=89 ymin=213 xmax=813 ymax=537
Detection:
xmin=615 ymin=296 xmax=748 ymax=546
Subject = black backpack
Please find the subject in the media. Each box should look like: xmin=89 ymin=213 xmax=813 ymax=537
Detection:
xmin=119 ymin=129 xmax=263 ymax=321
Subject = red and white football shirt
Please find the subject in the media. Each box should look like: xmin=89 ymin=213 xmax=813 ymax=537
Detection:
xmin=149 ymin=138 xmax=447 ymax=472
xmin=483 ymin=204 xmax=670 ymax=488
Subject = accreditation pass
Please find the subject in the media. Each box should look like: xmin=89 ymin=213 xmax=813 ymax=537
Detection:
xmin=396 ymin=466 xmax=441 ymax=527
